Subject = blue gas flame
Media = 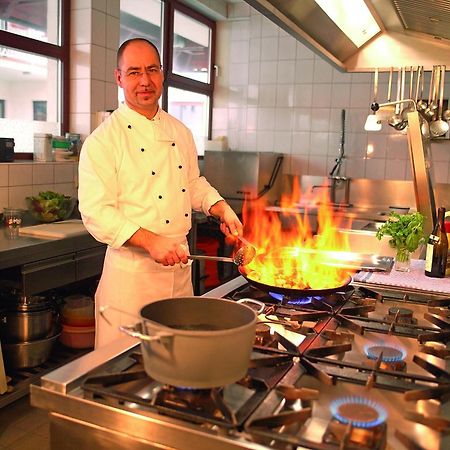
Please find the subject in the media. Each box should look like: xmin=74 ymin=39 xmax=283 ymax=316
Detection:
xmin=330 ymin=396 xmax=387 ymax=428
xmin=364 ymin=344 xmax=406 ymax=362
xmin=269 ymin=291 xmax=314 ymax=305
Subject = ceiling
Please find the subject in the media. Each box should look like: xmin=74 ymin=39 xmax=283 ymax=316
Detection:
xmin=244 ymin=0 xmax=450 ymax=71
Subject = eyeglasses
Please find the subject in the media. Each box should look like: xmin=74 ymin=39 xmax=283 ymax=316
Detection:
xmin=118 ymin=66 xmax=162 ymax=79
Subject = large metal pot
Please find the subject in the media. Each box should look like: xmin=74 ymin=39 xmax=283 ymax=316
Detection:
xmin=2 ymin=327 xmax=61 ymax=369
xmin=0 ymin=295 xmax=56 ymax=342
xmin=120 ymin=297 xmax=260 ymax=389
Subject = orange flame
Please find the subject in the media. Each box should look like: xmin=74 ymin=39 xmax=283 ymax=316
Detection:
xmin=241 ymin=178 xmax=356 ymax=290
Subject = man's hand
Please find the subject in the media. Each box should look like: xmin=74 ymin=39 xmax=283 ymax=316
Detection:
xmin=127 ymin=229 xmax=189 ymax=266
xmin=209 ymin=200 xmax=243 ymax=238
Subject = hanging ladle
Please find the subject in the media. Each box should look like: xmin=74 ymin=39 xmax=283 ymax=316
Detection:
xmin=188 ymin=245 xmax=256 ymax=266
xmin=424 ymin=66 xmax=439 ymax=122
xmin=430 ymin=65 xmax=449 ymax=138
xmin=401 ymin=66 xmax=416 ymax=121
xmin=388 ymin=67 xmax=405 ymax=130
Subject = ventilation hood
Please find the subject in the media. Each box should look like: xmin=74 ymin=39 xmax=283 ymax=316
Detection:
xmin=244 ymin=0 xmax=450 ymax=71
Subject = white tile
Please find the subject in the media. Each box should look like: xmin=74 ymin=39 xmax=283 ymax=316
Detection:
xmin=247 ymin=85 xmax=259 ymax=105
xmin=276 ymin=85 xmax=295 ymax=107
xmin=105 ymin=14 xmax=120 ymax=50
xmin=312 ymin=83 xmax=332 ymax=108
xmin=259 ymin=61 xmax=278 ymax=84
xmin=310 ymin=108 xmax=330 ymax=132
xmin=308 ymin=155 xmax=328 ymax=176
xmin=55 ymin=164 xmax=75 ymax=184
xmin=332 ymin=68 xmax=351 ymax=83
xmin=91 ymin=79 xmax=106 ymax=112
xmin=292 ymin=131 xmax=311 ymax=155
xmin=293 ymin=108 xmax=311 ymax=131
xmin=248 ymin=61 xmax=260 ymax=84
xmin=261 ymin=16 xmax=279 ymax=37
xmin=350 ymin=83 xmax=371 ymax=108
xmin=364 ymin=158 xmax=385 ymax=180
xmin=228 ymin=107 xmax=240 ymax=129
xmin=313 ymin=59 xmax=333 ymax=83
xmin=230 ymin=20 xmax=250 ymax=41
xmin=278 ymin=37 xmax=296 ymax=60
xmin=71 ymin=8 xmax=91 ymax=45
xmin=54 ymin=182 xmax=77 ymax=197
xmin=105 ymin=82 xmax=119 ymax=111
xmin=229 ymin=63 xmax=249 ymax=85
xmin=257 ymin=108 xmax=276 ymax=130
xmin=260 ymin=37 xmax=279 ymax=61
xmin=431 ymin=142 xmax=450 ymax=162
xmin=294 ymin=59 xmax=314 ymax=83
xmin=91 ymin=9 xmax=106 ymax=47
xmin=310 ymin=132 xmax=329 ymax=156
xmin=346 ymin=133 xmax=369 ymax=157
xmin=331 ymin=83 xmax=351 ymax=108
xmin=9 ymin=185 xmax=33 ymax=209
xmin=277 ymin=60 xmax=295 ymax=84
xmin=71 ymin=112 xmax=92 ymax=138
xmin=296 ymin=42 xmax=315 ymax=60
xmin=274 ymin=108 xmax=293 ymax=131
xmin=9 ymin=164 xmax=32 ymax=186
xmin=273 ymin=130 xmax=292 ymax=153
xmin=258 ymin=85 xmax=277 ymax=107
xmin=32 ymin=164 xmax=54 ymax=185
xmin=33 ymin=183 xmax=55 ymax=195
xmin=433 ymin=161 xmax=449 ymax=184
xmin=0 ymin=165 xmax=8 ymax=186
xmin=250 ymin=13 xmax=262 ymax=38
xmin=91 ymin=45 xmax=106 ymax=81
xmin=294 ymin=84 xmax=313 ymax=108
xmin=249 ymin=38 xmax=261 ymax=62
xmin=290 ymin=155 xmax=309 ymax=176
xmin=328 ymin=132 xmax=341 ymax=156
xmin=0 ymin=187 xmax=8 ymax=209
xmin=231 ymin=40 xmax=249 ymax=64
xmin=71 ymin=44 xmax=91 ymax=79
xmin=106 ymin=0 xmax=120 ymax=17
xmin=244 ymin=131 xmax=257 ymax=151
xmin=346 ymin=108 xmax=368 ymax=132
xmin=105 ymin=49 xmax=117 ymax=82
xmin=92 ymin=0 xmax=107 ymax=12
xmin=71 ymin=79 xmax=91 ymax=114
xmin=256 ymin=131 xmax=275 ymax=151
xmin=385 ymin=159 xmax=407 ymax=180
xmin=345 ymin=157 xmax=366 ymax=178
xmin=212 ymin=108 xmax=228 ymax=130
xmin=386 ymin=134 xmax=408 ymax=159
xmin=367 ymin=134 xmax=388 ymax=158
xmin=246 ymin=107 xmax=258 ymax=131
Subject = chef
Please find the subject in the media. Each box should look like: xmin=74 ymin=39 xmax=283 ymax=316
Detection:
xmin=78 ymin=38 xmax=242 ymax=348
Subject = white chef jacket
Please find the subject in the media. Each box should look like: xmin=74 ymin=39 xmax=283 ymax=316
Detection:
xmin=78 ymin=103 xmax=224 ymax=347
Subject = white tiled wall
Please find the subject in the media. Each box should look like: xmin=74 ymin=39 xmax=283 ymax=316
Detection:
xmin=0 ymin=162 xmax=78 ymax=210
xmin=214 ymin=4 xmax=450 ymax=184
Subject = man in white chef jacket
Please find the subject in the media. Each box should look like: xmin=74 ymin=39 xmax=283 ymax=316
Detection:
xmin=78 ymin=38 xmax=242 ymax=348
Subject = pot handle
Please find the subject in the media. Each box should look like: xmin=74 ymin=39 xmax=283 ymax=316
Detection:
xmin=236 ymin=298 xmax=265 ymax=314
xmin=119 ymin=324 xmax=173 ymax=342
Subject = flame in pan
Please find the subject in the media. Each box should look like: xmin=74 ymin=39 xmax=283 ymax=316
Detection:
xmin=240 ymin=178 xmax=356 ymax=290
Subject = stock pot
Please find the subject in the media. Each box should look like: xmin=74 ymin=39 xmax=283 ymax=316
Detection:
xmin=119 ymin=297 xmax=262 ymax=388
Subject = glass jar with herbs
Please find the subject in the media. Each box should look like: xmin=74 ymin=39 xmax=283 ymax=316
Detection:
xmin=375 ymin=211 xmax=425 ymax=272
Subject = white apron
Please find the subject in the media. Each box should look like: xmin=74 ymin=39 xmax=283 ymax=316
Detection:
xmin=95 ymin=248 xmax=193 ymax=348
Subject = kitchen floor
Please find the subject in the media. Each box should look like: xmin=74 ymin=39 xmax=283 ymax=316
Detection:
xmin=0 ymin=396 xmax=50 ymax=450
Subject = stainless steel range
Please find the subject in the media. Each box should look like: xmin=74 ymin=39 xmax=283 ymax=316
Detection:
xmin=30 ymin=277 xmax=450 ymax=450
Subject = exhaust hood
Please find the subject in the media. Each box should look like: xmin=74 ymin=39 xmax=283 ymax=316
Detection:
xmin=244 ymin=0 xmax=450 ymax=71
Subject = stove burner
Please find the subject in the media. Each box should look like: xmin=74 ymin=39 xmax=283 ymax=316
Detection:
xmin=386 ymin=307 xmax=417 ymax=324
xmin=269 ymin=291 xmax=314 ymax=305
xmin=365 ymin=345 xmax=406 ymax=363
xmin=330 ymin=396 xmax=387 ymax=428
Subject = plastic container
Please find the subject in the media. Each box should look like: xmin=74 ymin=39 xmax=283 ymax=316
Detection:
xmin=33 ymin=133 xmax=53 ymax=162
xmin=60 ymin=324 xmax=95 ymax=349
xmin=61 ymin=295 xmax=95 ymax=326
xmin=52 ymin=136 xmax=72 ymax=161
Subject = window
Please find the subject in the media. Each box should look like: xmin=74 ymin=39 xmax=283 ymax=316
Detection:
xmin=120 ymin=0 xmax=215 ymax=156
xmin=33 ymin=101 xmax=47 ymax=121
xmin=0 ymin=1 xmax=69 ymax=154
xmin=0 ymin=100 xmax=4 ymax=118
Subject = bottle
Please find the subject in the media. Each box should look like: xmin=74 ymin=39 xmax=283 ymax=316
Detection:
xmin=33 ymin=133 xmax=53 ymax=162
xmin=425 ymin=207 xmax=448 ymax=278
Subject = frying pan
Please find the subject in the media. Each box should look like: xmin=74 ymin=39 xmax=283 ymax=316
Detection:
xmin=238 ymin=266 xmax=352 ymax=297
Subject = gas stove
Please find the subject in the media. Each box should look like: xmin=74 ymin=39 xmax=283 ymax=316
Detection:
xmin=30 ymin=276 xmax=450 ymax=450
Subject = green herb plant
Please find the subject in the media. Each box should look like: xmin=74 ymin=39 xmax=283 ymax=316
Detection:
xmin=375 ymin=212 xmax=425 ymax=260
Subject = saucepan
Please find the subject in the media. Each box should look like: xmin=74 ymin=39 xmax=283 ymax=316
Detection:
xmin=102 ymin=297 xmax=264 ymax=388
